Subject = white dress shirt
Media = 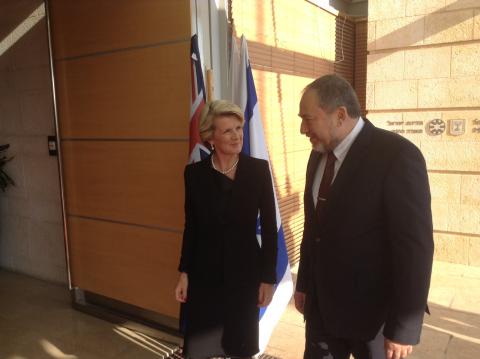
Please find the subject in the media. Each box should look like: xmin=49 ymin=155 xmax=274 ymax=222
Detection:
xmin=312 ymin=117 xmax=365 ymax=207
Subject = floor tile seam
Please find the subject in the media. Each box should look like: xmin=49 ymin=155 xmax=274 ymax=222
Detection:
xmin=443 ymin=334 xmax=454 ymax=359
xmin=277 ymin=320 xmax=306 ymax=329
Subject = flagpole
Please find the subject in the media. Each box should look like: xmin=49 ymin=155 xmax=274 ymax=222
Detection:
xmin=206 ymin=69 xmax=214 ymax=102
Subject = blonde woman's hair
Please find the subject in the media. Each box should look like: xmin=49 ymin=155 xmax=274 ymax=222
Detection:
xmin=199 ymin=100 xmax=245 ymax=144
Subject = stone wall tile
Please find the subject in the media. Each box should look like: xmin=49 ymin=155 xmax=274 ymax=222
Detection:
xmin=376 ymin=15 xmax=424 ymax=49
xmin=369 ymin=0 xmax=407 ymax=21
xmin=452 ymin=43 xmax=480 ymax=77
xmin=366 ymin=82 xmax=375 ymax=110
xmin=367 ymin=51 xmax=404 ymax=81
xmin=469 ymin=238 xmax=480 ymax=266
xmin=425 ymin=9 xmax=474 ymax=44
xmin=405 ymin=46 xmax=451 ymax=79
xmin=368 ymin=21 xmax=376 ymax=51
xmin=419 ymin=77 xmax=480 ymax=108
xmin=407 ymin=0 xmax=446 ymax=16
xmin=0 ymin=88 xmax=22 ymax=135
xmin=23 ymin=156 xmax=60 ymax=201
xmin=445 ymin=0 xmax=480 ymax=11
xmin=461 ymin=175 xmax=480 ymax=206
xmin=421 ymin=140 xmax=448 ymax=170
xmin=374 ymin=80 xmax=418 ymax=109
xmin=434 ymin=232 xmax=469 ymax=264
xmin=432 ymin=201 xmax=449 ymax=230
xmin=429 ymin=172 xmax=462 ymax=203
xmin=19 ymin=90 xmax=54 ymax=135
xmin=448 ymin=203 xmax=480 ymax=234
xmin=474 ymin=9 xmax=480 ymax=39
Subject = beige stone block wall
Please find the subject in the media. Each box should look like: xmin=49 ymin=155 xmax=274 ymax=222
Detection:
xmin=367 ymin=51 xmax=404 ymax=81
xmin=449 ymin=203 xmax=480 ymax=234
xmin=405 ymin=47 xmax=451 ymax=79
xmin=451 ymin=43 xmax=480 ymax=77
xmin=368 ymin=0 xmax=480 ymax=267
xmin=461 ymin=175 xmax=480 ymax=206
xmin=418 ymin=77 xmax=480 ymax=108
xmin=375 ymin=15 xmax=424 ymax=49
xmin=434 ymin=233 xmax=469 ymax=265
xmin=470 ymin=239 xmax=480 ymax=266
xmin=445 ymin=0 xmax=480 ymax=11
xmin=365 ymin=82 xmax=375 ymax=109
xmin=407 ymin=0 xmax=446 ymax=17
xmin=475 ymin=9 xmax=480 ymax=39
xmin=431 ymin=202 xmax=449 ymax=231
xmin=373 ymin=80 xmax=418 ymax=109
xmin=429 ymin=173 xmax=462 ymax=203
xmin=369 ymin=0 xmax=406 ymax=21
xmin=424 ymin=9 xmax=474 ymax=44
xmin=367 ymin=21 xmax=376 ymax=51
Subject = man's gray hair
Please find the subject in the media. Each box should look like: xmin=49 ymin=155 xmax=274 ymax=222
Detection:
xmin=305 ymin=74 xmax=361 ymax=118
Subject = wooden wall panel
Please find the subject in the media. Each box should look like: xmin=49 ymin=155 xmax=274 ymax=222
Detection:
xmin=62 ymin=141 xmax=186 ymax=230
xmin=68 ymin=217 xmax=181 ymax=318
xmin=56 ymin=42 xmax=190 ymax=139
xmin=49 ymin=0 xmax=191 ymax=323
xmin=48 ymin=0 xmax=190 ymax=59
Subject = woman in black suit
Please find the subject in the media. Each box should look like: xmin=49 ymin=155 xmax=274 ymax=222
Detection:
xmin=175 ymin=100 xmax=278 ymax=359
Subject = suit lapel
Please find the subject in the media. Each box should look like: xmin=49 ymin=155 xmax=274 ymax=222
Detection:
xmin=325 ymin=119 xmax=375 ymax=215
xmin=305 ymin=150 xmax=322 ymax=210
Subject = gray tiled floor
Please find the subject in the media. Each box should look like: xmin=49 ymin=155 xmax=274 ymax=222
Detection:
xmin=0 ymin=270 xmax=178 ymax=359
xmin=1 ymin=261 xmax=479 ymax=359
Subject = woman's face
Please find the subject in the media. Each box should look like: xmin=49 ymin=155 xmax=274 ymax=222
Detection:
xmin=210 ymin=115 xmax=244 ymax=156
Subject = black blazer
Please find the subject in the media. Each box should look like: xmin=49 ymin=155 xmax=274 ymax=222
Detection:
xmin=296 ymin=119 xmax=434 ymax=344
xmin=179 ymin=153 xmax=278 ymax=287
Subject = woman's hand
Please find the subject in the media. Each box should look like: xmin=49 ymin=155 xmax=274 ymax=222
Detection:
xmin=294 ymin=291 xmax=306 ymax=314
xmin=175 ymin=272 xmax=188 ymax=303
xmin=258 ymin=283 xmax=274 ymax=307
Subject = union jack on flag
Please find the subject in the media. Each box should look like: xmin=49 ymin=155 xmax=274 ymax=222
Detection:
xmin=189 ymin=34 xmax=210 ymax=163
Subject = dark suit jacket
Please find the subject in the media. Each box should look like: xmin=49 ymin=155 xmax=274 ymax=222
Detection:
xmin=178 ymin=153 xmax=278 ymax=287
xmin=296 ymin=119 xmax=434 ymax=344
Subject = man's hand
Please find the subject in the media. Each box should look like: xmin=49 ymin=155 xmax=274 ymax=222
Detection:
xmin=174 ymin=272 xmax=188 ymax=303
xmin=258 ymin=283 xmax=274 ymax=307
xmin=385 ymin=338 xmax=413 ymax=359
xmin=294 ymin=291 xmax=306 ymax=314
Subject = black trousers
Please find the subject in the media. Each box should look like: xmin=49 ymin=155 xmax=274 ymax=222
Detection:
xmin=304 ymin=290 xmax=385 ymax=359
xmin=304 ymin=321 xmax=385 ymax=359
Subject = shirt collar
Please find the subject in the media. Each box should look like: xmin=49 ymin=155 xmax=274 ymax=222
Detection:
xmin=333 ymin=117 xmax=364 ymax=163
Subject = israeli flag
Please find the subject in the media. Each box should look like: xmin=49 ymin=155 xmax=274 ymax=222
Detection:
xmin=229 ymin=35 xmax=294 ymax=353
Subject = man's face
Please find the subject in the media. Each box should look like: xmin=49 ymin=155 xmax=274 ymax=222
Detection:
xmin=298 ymin=90 xmax=338 ymax=153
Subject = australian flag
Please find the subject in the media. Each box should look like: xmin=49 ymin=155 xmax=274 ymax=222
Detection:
xmin=189 ymin=34 xmax=210 ymax=163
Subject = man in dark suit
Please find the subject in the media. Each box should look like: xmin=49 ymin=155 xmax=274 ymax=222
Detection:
xmin=294 ymin=74 xmax=434 ymax=359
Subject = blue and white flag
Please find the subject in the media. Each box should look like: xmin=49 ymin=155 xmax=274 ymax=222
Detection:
xmin=229 ymin=35 xmax=294 ymax=353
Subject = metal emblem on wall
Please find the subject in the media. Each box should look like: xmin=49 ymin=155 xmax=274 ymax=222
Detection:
xmin=427 ymin=119 xmax=446 ymax=136
xmin=473 ymin=119 xmax=480 ymax=133
xmin=449 ymin=119 xmax=465 ymax=136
